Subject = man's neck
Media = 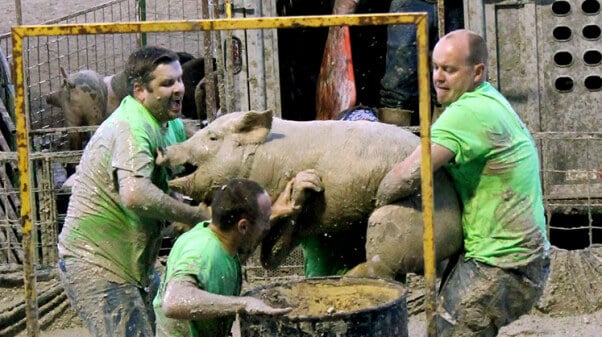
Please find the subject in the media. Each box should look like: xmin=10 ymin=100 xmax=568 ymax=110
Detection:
xmin=209 ymin=224 xmax=238 ymax=257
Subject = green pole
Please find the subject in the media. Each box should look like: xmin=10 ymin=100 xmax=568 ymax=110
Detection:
xmin=138 ymin=0 xmax=147 ymax=46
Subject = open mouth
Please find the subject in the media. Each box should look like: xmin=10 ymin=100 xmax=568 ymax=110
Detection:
xmin=169 ymin=97 xmax=182 ymax=112
xmin=166 ymin=161 xmax=211 ymax=204
xmin=260 ymin=214 xmax=298 ymax=269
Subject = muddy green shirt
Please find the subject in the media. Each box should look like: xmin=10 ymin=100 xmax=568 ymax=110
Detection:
xmin=58 ymin=95 xmax=186 ymax=287
xmin=153 ymin=222 xmax=242 ymax=337
xmin=431 ymin=82 xmax=549 ymax=268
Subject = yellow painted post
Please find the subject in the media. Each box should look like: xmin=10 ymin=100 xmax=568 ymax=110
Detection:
xmin=12 ymin=29 xmax=40 ymax=337
xmin=416 ymin=16 xmax=437 ymax=337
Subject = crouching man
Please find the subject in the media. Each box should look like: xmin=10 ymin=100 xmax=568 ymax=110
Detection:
xmin=154 ymin=172 xmax=322 ymax=337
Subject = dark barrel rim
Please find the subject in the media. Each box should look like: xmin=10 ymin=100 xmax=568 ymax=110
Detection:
xmin=240 ymin=276 xmax=408 ymax=322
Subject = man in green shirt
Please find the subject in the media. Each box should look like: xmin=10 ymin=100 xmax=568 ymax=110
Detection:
xmin=58 ymin=46 xmax=209 ymax=337
xmin=154 ymin=174 xmax=322 ymax=337
xmin=376 ymin=29 xmax=550 ymax=336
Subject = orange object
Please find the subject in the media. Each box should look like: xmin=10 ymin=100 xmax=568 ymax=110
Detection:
xmin=316 ymin=25 xmax=356 ymax=120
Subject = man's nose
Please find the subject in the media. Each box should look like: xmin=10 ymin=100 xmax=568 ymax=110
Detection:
xmin=174 ymin=81 xmax=184 ymax=95
xmin=433 ymin=69 xmax=444 ymax=82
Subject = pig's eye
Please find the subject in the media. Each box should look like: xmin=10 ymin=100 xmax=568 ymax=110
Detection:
xmin=208 ymin=132 xmax=219 ymax=141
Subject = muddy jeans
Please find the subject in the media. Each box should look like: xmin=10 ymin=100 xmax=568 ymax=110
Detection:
xmin=380 ymin=0 xmax=464 ymax=112
xmin=437 ymin=255 xmax=550 ymax=337
xmin=58 ymin=257 xmax=160 ymax=337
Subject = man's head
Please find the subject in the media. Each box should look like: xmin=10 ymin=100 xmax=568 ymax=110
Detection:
xmin=432 ymin=29 xmax=488 ymax=106
xmin=211 ymin=179 xmax=272 ymax=261
xmin=125 ymin=46 xmax=184 ymax=123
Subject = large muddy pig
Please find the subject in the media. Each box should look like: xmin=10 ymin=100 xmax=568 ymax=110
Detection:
xmin=157 ymin=110 xmax=462 ymax=279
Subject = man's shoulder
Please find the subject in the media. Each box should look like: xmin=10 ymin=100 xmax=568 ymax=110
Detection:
xmin=176 ymin=223 xmax=213 ymax=243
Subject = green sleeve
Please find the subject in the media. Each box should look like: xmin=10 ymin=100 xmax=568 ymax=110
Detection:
xmin=111 ymin=119 xmax=155 ymax=178
xmin=431 ymin=102 xmax=491 ymax=165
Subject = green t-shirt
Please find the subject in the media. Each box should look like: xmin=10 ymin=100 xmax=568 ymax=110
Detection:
xmin=300 ymin=230 xmax=366 ymax=278
xmin=58 ymin=95 xmax=187 ymax=286
xmin=153 ymin=222 xmax=242 ymax=337
xmin=431 ymin=82 xmax=549 ymax=268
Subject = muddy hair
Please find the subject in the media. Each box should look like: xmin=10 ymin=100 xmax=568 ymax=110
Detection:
xmin=125 ymin=46 xmax=180 ymax=95
xmin=210 ymin=178 xmax=266 ymax=231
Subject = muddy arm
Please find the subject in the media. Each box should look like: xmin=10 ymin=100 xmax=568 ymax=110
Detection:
xmin=376 ymin=144 xmax=454 ymax=207
xmin=162 ymin=279 xmax=290 ymax=319
xmin=333 ymin=0 xmax=359 ymax=14
xmin=118 ymin=172 xmax=209 ymax=226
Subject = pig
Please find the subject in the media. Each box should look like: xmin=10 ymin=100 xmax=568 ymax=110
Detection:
xmin=45 ymin=68 xmax=108 ymax=151
xmin=103 ymin=70 xmax=128 ymax=115
xmin=156 ymin=110 xmax=463 ymax=280
xmin=181 ymin=56 xmax=217 ymax=121
xmin=46 ymin=54 xmax=211 ymax=151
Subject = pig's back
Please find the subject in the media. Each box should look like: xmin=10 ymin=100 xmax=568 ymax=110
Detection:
xmin=265 ymin=119 xmax=420 ymax=223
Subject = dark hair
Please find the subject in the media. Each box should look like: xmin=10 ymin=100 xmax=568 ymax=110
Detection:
xmin=211 ymin=179 xmax=267 ymax=231
xmin=125 ymin=46 xmax=180 ymax=95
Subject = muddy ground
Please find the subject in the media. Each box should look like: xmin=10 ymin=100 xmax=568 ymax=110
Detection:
xmin=2 ymin=246 xmax=601 ymax=336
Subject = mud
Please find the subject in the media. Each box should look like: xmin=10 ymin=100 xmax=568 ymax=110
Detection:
xmin=2 ymin=247 xmax=602 ymax=337
xmin=252 ymin=278 xmax=405 ymax=317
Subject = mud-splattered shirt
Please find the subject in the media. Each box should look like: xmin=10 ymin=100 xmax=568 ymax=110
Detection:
xmin=58 ymin=95 xmax=186 ymax=287
xmin=431 ymin=82 xmax=550 ymax=268
xmin=153 ymin=222 xmax=241 ymax=337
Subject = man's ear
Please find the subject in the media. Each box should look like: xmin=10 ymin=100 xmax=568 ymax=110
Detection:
xmin=237 ymin=218 xmax=248 ymax=235
xmin=474 ymin=63 xmax=486 ymax=83
xmin=132 ymin=82 xmax=145 ymax=101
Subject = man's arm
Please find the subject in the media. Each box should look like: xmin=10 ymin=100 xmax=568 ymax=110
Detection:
xmin=118 ymin=172 xmax=209 ymax=226
xmin=376 ymin=143 xmax=454 ymax=207
xmin=162 ymin=279 xmax=291 ymax=320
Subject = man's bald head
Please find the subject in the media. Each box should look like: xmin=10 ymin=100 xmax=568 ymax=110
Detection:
xmin=439 ymin=29 xmax=488 ymax=68
xmin=432 ymin=30 xmax=488 ymax=105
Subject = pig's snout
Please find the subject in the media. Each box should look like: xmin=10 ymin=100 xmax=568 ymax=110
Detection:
xmin=46 ymin=93 xmax=62 ymax=108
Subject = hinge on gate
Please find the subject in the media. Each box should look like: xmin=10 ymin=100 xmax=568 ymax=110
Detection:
xmin=218 ymin=4 xmax=255 ymax=16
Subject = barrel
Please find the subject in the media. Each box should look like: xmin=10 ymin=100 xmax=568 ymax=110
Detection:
xmin=239 ymin=276 xmax=408 ymax=337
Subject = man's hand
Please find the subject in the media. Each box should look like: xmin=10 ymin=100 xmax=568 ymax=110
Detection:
xmin=192 ymin=202 xmax=211 ymax=224
xmin=241 ymin=296 xmax=292 ymax=316
xmin=272 ymin=169 xmax=323 ymax=220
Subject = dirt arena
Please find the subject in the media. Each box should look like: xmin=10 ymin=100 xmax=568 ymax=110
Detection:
xmin=2 ymin=1 xmax=601 ymax=336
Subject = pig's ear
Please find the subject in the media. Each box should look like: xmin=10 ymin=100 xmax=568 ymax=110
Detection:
xmin=59 ymin=67 xmax=75 ymax=89
xmin=232 ymin=110 xmax=273 ymax=145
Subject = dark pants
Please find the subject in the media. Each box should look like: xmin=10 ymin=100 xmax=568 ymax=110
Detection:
xmin=437 ymin=255 xmax=550 ymax=337
xmin=58 ymin=257 xmax=160 ymax=337
xmin=380 ymin=0 xmax=464 ymax=112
